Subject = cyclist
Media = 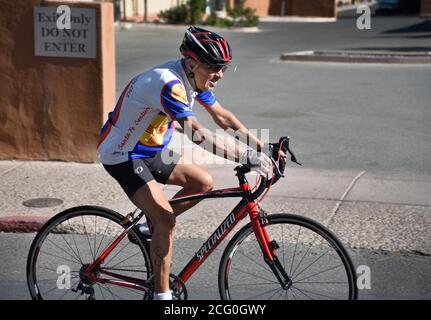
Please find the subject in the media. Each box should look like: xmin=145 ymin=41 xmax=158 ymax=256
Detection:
xmin=97 ymin=26 xmax=272 ymax=300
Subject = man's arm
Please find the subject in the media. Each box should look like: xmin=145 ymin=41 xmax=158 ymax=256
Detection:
xmin=176 ymin=116 xmax=244 ymax=162
xmin=204 ymin=101 xmax=264 ymax=152
xmin=176 ymin=115 xmax=272 ymax=177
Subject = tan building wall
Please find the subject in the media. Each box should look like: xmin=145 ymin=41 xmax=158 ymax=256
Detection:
xmin=122 ymin=0 xmax=186 ymax=21
xmin=242 ymin=0 xmax=271 ymax=16
xmin=0 ymin=0 xmax=115 ymax=162
xmin=421 ymin=0 xmax=431 ymax=16
xmin=228 ymin=0 xmax=336 ymax=17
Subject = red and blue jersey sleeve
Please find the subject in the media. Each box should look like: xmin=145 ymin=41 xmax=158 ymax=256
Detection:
xmin=196 ymin=91 xmax=217 ymax=108
xmin=160 ymin=80 xmax=194 ymax=120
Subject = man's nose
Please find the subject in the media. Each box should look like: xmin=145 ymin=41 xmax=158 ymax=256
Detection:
xmin=215 ymin=69 xmax=224 ymax=78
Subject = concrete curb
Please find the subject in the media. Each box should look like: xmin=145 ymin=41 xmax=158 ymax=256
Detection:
xmin=280 ymin=50 xmax=431 ymax=64
xmin=260 ymin=16 xmax=337 ymax=23
xmin=0 ymin=216 xmax=49 ymax=233
xmin=115 ymin=22 xmax=260 ymax=33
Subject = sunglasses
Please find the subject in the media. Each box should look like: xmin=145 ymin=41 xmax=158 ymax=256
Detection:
xmin=205 ymin=64 xmax=229 ymax=73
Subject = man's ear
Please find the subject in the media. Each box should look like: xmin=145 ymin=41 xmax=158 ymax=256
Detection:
xmin=186 ymin=58 xmax=200 ymax=73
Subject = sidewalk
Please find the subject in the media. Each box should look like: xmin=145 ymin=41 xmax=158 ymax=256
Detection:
xmin=1 ymin=153 xmax=430 ymax=255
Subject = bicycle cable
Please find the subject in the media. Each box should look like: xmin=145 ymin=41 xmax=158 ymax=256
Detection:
xmin=256 ymin=140 xmax=285 ymax=203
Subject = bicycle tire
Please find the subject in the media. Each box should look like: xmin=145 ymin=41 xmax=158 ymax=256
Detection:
xmin=218 ymin=213 xmax=357 ymax=300
xmin=27 ymin=205 xmax=152 ymax=300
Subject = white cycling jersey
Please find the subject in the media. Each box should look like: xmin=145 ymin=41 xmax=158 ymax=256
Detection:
xmin=98 ymin=59 xmax=217 ymax=165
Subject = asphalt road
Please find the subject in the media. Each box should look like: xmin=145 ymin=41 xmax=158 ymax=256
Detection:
xmin=2 ymin=233 xmax=430 ymax=300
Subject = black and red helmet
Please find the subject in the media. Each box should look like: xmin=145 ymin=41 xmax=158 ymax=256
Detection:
xmin=180 ymin=26 xmax=232 ymax=65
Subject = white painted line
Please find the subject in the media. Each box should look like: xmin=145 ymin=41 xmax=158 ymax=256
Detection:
xmin=325 ymin=170 xmax=367 ymax=227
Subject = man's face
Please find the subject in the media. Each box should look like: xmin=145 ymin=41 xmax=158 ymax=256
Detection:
xmin=191 ymin=61 xmax=228 ymax=91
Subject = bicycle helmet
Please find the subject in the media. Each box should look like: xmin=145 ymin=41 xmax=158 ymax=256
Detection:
xmin=180 ymin=26 xmax=232 ymax=66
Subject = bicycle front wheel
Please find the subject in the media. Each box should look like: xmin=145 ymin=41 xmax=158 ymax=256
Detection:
xmin=219 ymin=214 xmax=357 ymax=300
xmin=27 ymin=206 xmax=152 ymax=300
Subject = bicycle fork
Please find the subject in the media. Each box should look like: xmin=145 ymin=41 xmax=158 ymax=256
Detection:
xmin=248 ymin=203 xmax=293 ymax=290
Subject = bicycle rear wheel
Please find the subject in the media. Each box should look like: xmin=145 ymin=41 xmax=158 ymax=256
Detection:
xmin=219 ymin=214 xmax=357 ymax=300
xmin=27 ymin=206 xmax=152 ymax=300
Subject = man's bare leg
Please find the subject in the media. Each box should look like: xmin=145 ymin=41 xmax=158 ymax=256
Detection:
xmin=164 ymin=160 xmax=214 ymax=216
xmin=130 ymin=180 xmax=175 ymax=294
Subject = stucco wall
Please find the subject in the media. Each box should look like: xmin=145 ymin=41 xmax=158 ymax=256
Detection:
xmin=229 ymin=0 xmax=336 ymax=17
xmin=0 ymin=0 xmax=115 ymax=162
xmin=421 ymin=0 xmax=431 ymax=16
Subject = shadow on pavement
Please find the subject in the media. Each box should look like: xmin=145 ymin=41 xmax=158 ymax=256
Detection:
xmin=342 ymin=46 xmax=431 ymax=52
xmin=382 ymin=20 xmax=431 ymax=33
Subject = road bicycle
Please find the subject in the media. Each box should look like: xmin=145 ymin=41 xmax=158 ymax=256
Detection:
xmin=27 ymin=136 xmax=358 ymax=300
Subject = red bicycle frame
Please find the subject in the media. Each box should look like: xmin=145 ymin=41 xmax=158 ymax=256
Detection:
xmin=82 ymin=178 xmax=279 ymax=290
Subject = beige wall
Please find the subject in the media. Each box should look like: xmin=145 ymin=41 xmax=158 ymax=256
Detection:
xmin=122 ymin=0 xmax=186 ymax=20
xmin=228 ymin=0 xmax=336 ymax=17
xmin=242 ymin=0 xmax=270 ymax=16
xmin=0 ymin=0 xmax=115 ymax=162
xmin=421 ymin=0 xmax=431 ymax=16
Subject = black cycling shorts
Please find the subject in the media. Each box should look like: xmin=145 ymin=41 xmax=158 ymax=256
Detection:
xmin=103 ymin=151 xmax=181 ymax=199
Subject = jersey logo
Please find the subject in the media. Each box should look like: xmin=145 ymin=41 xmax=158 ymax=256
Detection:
xmin=171 ymin=83 xmax=189 ymax=105
xmin=140 ymin=114 xmax=169 ymax=147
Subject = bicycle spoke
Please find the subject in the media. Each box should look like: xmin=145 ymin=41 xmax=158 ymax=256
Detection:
xmin=95 ymin=218 xmax=114 ymax=258
xmin=245 ymin=287 xmax=283 ymax=300
xmin=57 ymin=233 xmax=84 ymax=264
xmin=281 ymin=223 xmax=286 ymax=271
xmin=294 ymin=263 xmax=345 ymax=283
xmin=41 ymin=275 xmax=80 ymax=297
xmin=81 ymin=216 xmax=95 ymax=260
xmin=45 ymin=238 xmax=82 ymax=265
xmin=68 ymin=220 xmax=84 ymax=264
xmin=97 ymin=283 xmax=106 ymax=300
xmin=99 ymin=283 xmax=123 ymax=300
xmin=289 ymin=225 xmax=301 ymax=276
xmin=40 ymin=250 xmax=81 ymax=266
xmin=291 ymin=285 xmax=341 ymax=300
xmin=292 ymin=248 xmax=331 ymax=280
xmin=269 ymin=286 xmax=284 ymax=300
xmin=229 ymin=281 xmax=277 ymax=288
xmin=114 ymin=283 xmax=145 ymax=298
xmin=230 ymin=266 xmax=278 ymax=284
xmin=290 ymin=231 xmax=319 ymax=278
xmin=97 ymin=229 xmax=123 ymax=264
xmin=291 ymin=286 xmax=314 ymax=300
xmin=94 ymin=216 xmax=97 ymax=262
xmin=107 ymin=249 xmax=143 ymax=270
xmin=236 ymin=249 xmax=272 ymax=274
xmin=296 ymin=280 xmax=348 ymax=284
xmin=58 ymin=279 xmax=81 ymax=301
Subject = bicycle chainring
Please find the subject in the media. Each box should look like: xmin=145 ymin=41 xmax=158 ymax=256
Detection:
xmin=142 ymin=274 xmax=188 ymax=300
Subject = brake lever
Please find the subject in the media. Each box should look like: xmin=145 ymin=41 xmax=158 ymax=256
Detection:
xmin=289 ymin=152 xmax=302 ymax=166
xmin=280 ymin=136 xmax=302 ymax=166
